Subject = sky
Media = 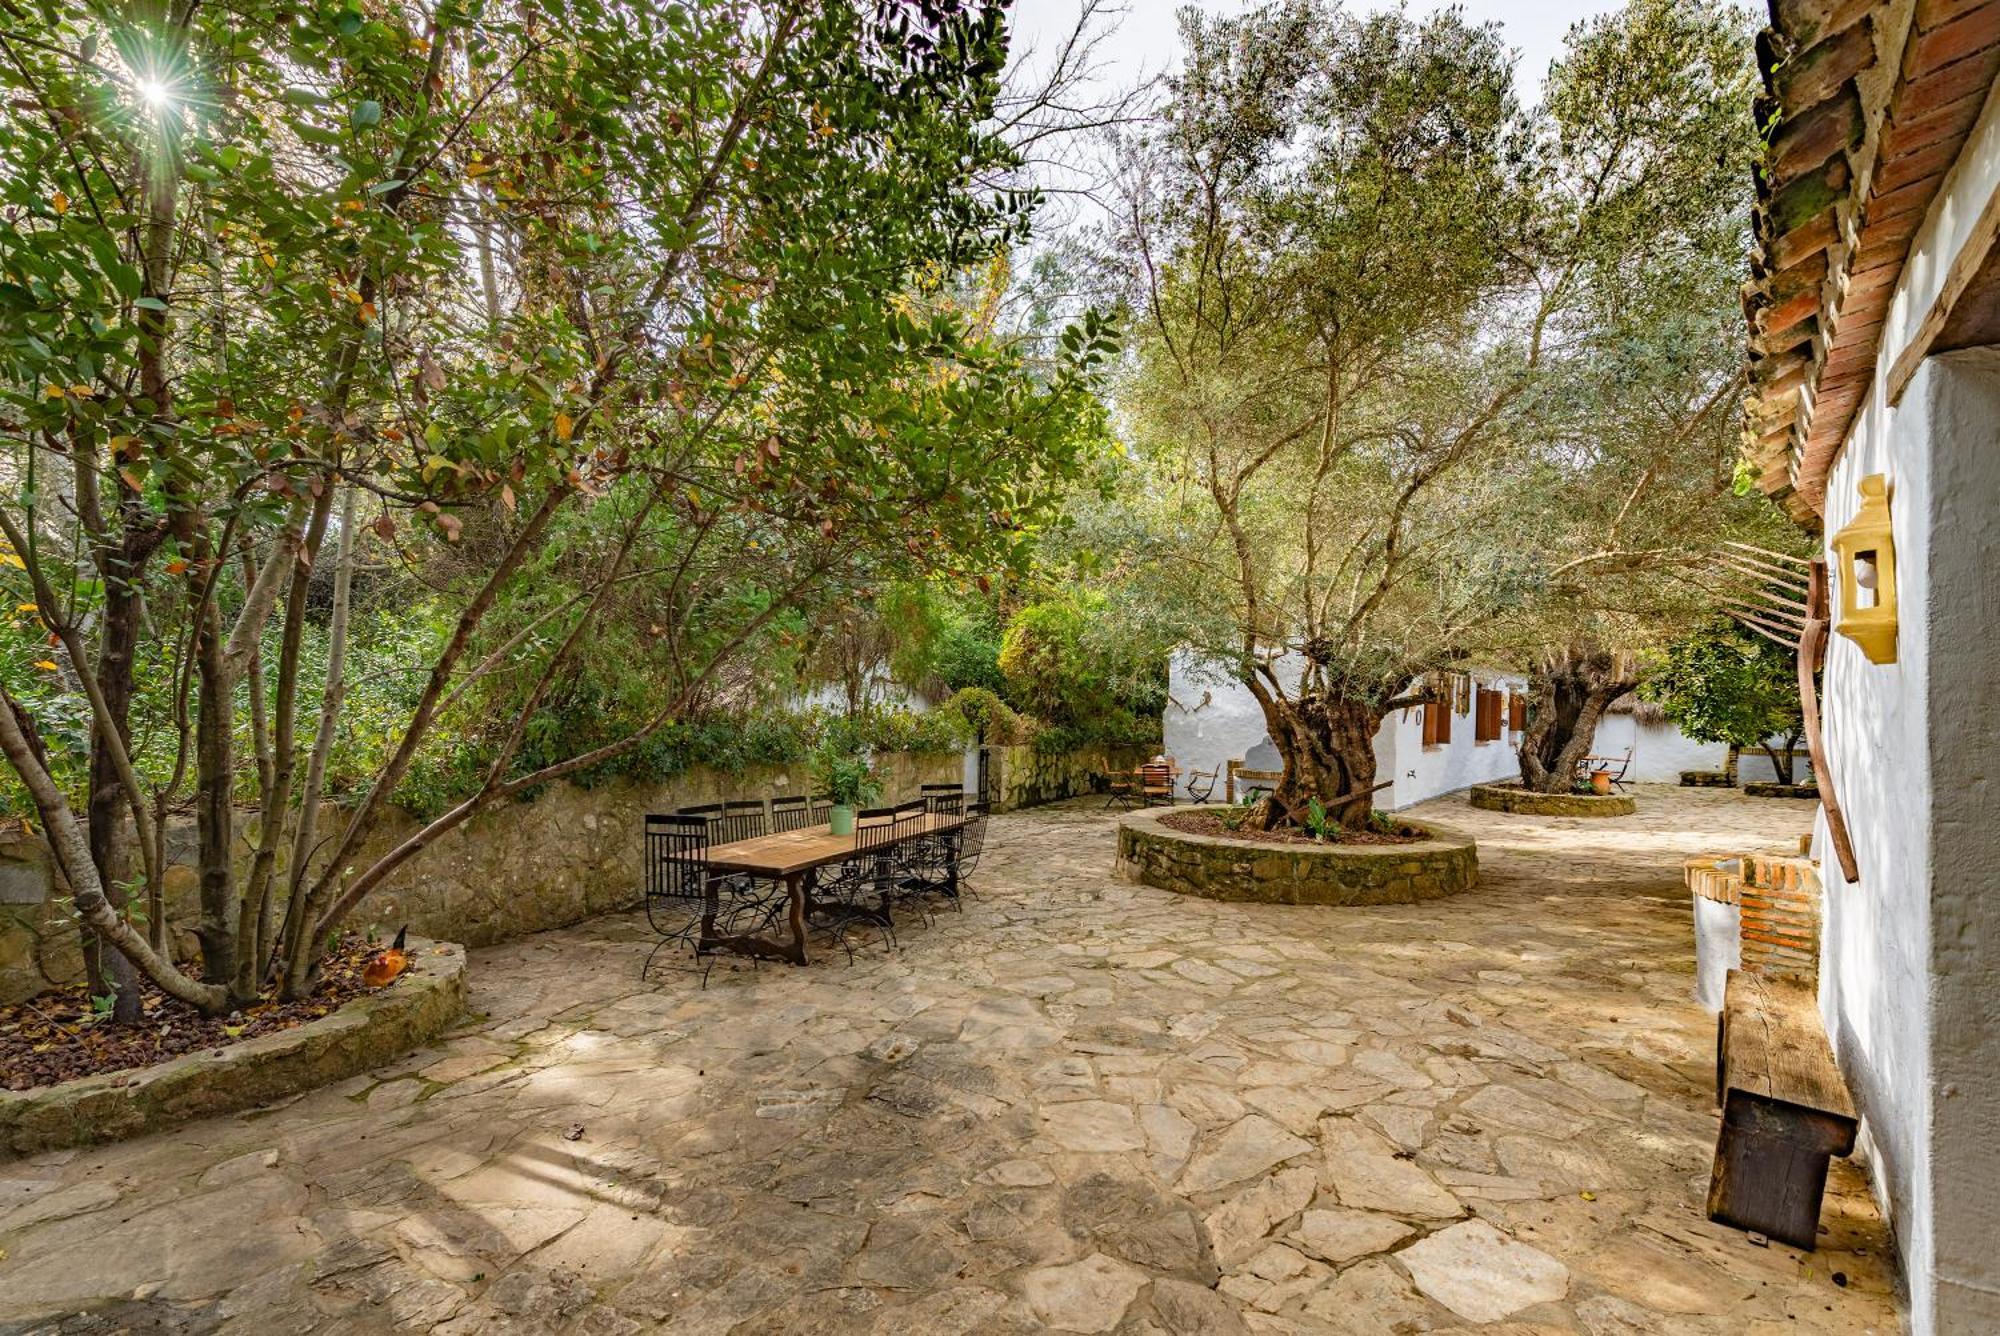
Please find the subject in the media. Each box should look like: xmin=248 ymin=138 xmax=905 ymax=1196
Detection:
xmin=998 ymin=0 xmax=1629 ymax=240
xmin=1006 ymin=0 xmax=1628 ymax=107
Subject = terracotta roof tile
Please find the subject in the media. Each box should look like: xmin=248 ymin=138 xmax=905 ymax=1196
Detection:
xmin=1743 ymin=0 xmax=2000 ymax=521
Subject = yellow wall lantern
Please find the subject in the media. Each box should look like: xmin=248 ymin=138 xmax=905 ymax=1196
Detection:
xmin=1830 ymin=474 xmax=1898 ymax=664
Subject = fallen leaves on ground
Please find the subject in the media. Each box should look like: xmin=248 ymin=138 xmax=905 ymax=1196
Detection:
xmin=0 ymin=935 xmax=404 ymax=1091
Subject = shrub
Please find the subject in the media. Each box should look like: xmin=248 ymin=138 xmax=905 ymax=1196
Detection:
xmin=944 ymin=687 xmax=1024 ymax=745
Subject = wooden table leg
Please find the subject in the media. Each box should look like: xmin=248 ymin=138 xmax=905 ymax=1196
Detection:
xmin=696 ymin=874 xmax=809 ymax=966
xmin=783 ymin=870 xmax=809 ymax=965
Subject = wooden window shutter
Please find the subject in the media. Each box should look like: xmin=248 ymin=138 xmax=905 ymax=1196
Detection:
xmin=1422 ymin=700 xmax=1441 ymax=746
xmin=1475 ymin=689 xmax=1501 ymax=742
xmin=1508 ymin=692 xmax=1527 ymax=731
xmin=1435 ymin=698 xmax=1452 ymax=745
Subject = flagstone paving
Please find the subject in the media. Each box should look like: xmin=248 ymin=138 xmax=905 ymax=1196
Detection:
xmin=0 ymin=786 xmax=1899 ymax=1333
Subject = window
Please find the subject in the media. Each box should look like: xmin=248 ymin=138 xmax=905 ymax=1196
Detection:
xmin=1475 ymin=688 xmax=1503 ymax=743
xmin=1422 ymin=699 xmax=1452 ymax=747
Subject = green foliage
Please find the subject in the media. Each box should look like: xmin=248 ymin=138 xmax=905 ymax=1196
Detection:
xmin=925 ymin=598 xmax=1009 ymax=696
xmin=389 ymin=703 xmax=963 ymax=821
xmin=997 ymin=591 xmax=1163 ymax=747
xmin=1640 ymin=621 xmax=1803 ymax=751
xmin=1303 ymin=798 xmax=1334 ymax=843
xmin=944 ymin=687 xmax=1022 ymax=745
xmin=810 ymin=739 xmax=880 ymax=808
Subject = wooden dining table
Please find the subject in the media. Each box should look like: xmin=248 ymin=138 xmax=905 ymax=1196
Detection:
xmin=700 ymin=813 xmax=965 ymax=966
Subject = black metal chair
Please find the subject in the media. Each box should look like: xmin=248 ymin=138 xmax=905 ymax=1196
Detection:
xmin=717 ymin=799 xmax=767 ymax=843
xmin=1184 ymin=767 xmax=1220 ymax=803
xmin=881 ymin=798 xmax=934 ymax=924
xmin=810 ymin=806 xmax=899 ymax=960
xmin=808 ymin=793 xmax=833 ymax=825
xmin=675 ymin=800 xmax=767 ymax=910
xmin=644 ymin=813 xmax=768 ymax=984
xmin=903 ymin=789 xmax=967 ymax=910
xmin=955 ymin=802 xmax=989 ymax=889
xmin=770 ymin=794 xmax=811 ymax=832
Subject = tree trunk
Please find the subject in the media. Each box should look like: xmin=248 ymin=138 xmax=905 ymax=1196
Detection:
xmin=278 ymin=485 xmax=357 ymax=982
xmin=83 ymin=579 xmax=144 ymax=1022
xmin=236 ymin=484 xmax=333 ymax=999
xmin=1256 ymin=691 xmax=1382 ymax=830
xmin=191 ymin=599 xmax=238 ymax=992
xmin=1517 ymin=647 xmax=1635 ymax=794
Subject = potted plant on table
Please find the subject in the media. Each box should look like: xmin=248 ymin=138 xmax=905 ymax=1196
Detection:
xmin=812 ymin=741 xmax=880 ymax=836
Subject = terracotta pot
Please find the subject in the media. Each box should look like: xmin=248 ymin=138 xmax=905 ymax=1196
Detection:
xmin=1590 ymin=770 xmax=1612 ymax=795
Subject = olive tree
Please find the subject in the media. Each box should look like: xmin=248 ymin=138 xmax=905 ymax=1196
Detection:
xmin=1112 ymin=0 xmax=1770 ymax=824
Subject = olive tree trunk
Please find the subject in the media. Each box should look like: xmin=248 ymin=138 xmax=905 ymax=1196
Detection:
xmin=1517 ymin=648 xmax=1636 ymax=794
xmin=1252 ymin=690 xmax=1385 ymax=831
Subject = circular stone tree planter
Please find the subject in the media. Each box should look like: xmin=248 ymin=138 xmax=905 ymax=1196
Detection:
xmin=1743 ymin=782 xmax=1819 ymax=800
xmin=1114 ymin=808 xmax=1477 ymax=906
xmin=1468 ymin=783 xmax=1636 ymax=818
xmin=0 ymin=937 xmax=466 ymax=1159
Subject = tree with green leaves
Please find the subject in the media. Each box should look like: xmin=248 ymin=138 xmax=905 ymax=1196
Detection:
xmin=0 ymin=0 xmax=1111 ymax=1014
xmin=1641 ymin=620 xmax=1805 ymax=785
xmin=1496 ymin=0 xmax=1774 ymax=793
xmin=1110 ymin=0 xmax=1772 ymax=824
xmin=1110 ymin=0 xmax=1534 ymax=830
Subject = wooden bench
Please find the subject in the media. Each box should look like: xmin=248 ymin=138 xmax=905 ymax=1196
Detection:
xmin=1707 ymin=969 xmax=1857 ymax=1249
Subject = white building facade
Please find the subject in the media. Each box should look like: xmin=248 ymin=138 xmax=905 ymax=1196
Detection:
xmin=1743 ymin=6 xmax=2000 ymax=1329
xmin=1163 ymin=652 xmax=1527 ymax=810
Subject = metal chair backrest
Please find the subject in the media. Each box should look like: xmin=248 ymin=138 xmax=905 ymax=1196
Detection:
xmin=926 ymin=788 xmax=965 ymax=817
xmin=957 ymin=802 xmax=989 ymax=867
xmin=1140 ymin=762 xmax=1173 ymax=787
xmin=770 ymin=795 xmax=811 ymax=832
xmin=853 ymin=806 xmax=899 ymax=855
xmin=676 ymin=802 xmax=722 ymax=820
xmin=716 ymin=799 xmax=766 ymax=843
xmin=808 ymin=793 xmax=834 ymax=824
xmin=645 ymin=813 xmax=709 ymax=904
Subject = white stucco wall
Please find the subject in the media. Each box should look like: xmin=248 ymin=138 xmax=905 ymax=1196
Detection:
xmin=1815 ymin=364 xmax=1937 ymax=1331
xmin=1376 ymin=691 xmax=1523 ymax=810
xmin=1163 ymin=653 xmax=1523 ymax=810
xmin=1163 ymin=651 xmax=1285 ymax=799
xmin=1591 ymin=714 xmax=1732 ymax=782
xmin=1797 ymin=76 xmax=2000 ymax=1335
xmin=1916 ymin=349 xmax=2000 ymax=1334
xmin=1814 ymin=344 xmax=2000 ymax=1335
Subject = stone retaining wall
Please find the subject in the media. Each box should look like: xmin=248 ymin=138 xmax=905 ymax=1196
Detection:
xmin=1114 ymin=808 xmax=1477 ymax=906
xmin=985 ymin=743 xmax=1154 ymax=812
xmin=0 ymin=937 xmax=465 ymax=1158
xmin=1 ymin=750 xmax=963 ymax=1005
xmin=1468 ymin=784 xmax=1637 ymax=818
xmin=1743 ymin=782 xmax=1819 ymax=800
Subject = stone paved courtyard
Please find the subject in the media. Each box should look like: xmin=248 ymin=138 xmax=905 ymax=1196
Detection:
xmin=0 ymin=786 xmax=1899 ymax=1334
